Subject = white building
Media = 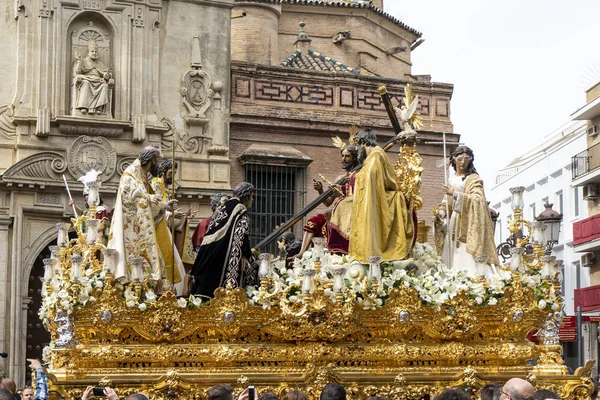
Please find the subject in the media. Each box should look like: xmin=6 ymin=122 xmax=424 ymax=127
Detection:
xmin=488 ymin=120 xmax=590 ymax=371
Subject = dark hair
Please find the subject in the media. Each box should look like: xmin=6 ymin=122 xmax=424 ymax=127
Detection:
xmin=207 ymin=385 xmax=234 ymax=400
xmin=0 ymin=389 xmax=16 ymax=400
xmin=210 ymin=193 xmax=229 ymax=212
xmin=320 ymin=383 xmax=346 ymax=400
xmin=481 ymin=383 xmax=502 ymax=400
xmin=533 ymin=389 xmax=560 ymax=400
xmin=283 ymin=389 xmax=308 ymax=400
xmin=233 ymin=182 xmax=255 ymax=203
xmin=158 ymin=159 xmax=178 ymax=177
xmin=138 ymin=145 xmax=161 ymax=167
xmin=354 ymin=129 xmax=377 ymax=147
xmin=279 ymin=231 xmax=296 ymax=245
xmin=366 ymin=397 xmax=388 ymax=400
xmin=0 ymin=379 xmax=16 ymax=394
xmin=593 ymin=383 xmax=600 ymax=400
xmin=432 ymin=388 xmax=472 ymax=400
xmin=125 ymin=394 xmax=149 ymax=400
xmin=342 ymin=144 xmax=358 ymax=160
xmin=450 ymin=145 xmax=477 ymax=181
xmin=259 ymin=392 xmax=279 ymax=400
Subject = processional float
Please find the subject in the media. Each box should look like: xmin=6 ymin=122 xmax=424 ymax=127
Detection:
xmin=38 ymin=85 xmax=594 ymax=400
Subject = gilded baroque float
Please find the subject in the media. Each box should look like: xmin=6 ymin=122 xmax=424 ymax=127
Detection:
xmin=39 ymin=160 xmax=594 ymax=400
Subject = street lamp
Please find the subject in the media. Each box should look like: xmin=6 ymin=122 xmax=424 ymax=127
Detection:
xmin=536 ymin=203 xmax=563 ymax=254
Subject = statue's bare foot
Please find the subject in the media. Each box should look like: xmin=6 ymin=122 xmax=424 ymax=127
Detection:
xmin=96 ymin=108 xmax=102 ymax=114
xmin=80 ymin=108 xmax=88 ymax=114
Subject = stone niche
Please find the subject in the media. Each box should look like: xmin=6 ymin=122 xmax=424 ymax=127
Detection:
xmin=69 ymin=18 xmax=114 ymax=119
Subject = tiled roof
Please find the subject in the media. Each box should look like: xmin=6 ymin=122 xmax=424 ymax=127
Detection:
xmin=240 ymin=0 xmax=422 ymax=38
xmin=281 ymin=49 xmax=360 ymax=74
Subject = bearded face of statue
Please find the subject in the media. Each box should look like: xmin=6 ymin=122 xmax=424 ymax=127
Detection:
xmin=341 ymin=149 xmax=355 ymax=171
xmin=89 ymin=47 xmax=98 ymax=60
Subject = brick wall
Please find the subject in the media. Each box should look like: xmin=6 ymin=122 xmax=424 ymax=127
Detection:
xmin=232 ymin=3 xmax=281 ymax=65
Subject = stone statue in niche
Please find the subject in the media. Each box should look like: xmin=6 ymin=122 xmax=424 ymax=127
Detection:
xmin=70 ymin=23 xmax=114 ymax=117
xmin=73 ymin=40 xmax=113 ymax=115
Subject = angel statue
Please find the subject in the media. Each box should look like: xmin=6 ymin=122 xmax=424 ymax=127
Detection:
xmin=393 ymin=84 xmax=423 ymax=134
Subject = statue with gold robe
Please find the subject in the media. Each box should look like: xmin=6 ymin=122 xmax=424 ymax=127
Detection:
xmin=150 ymin=159 xmax=185 ymax=294
xmin=436 ymin=145 xmax=499 ymax=278
xmin=349 ymin=129 xmax=415 ymax=263
xmin=108 ymin=146 xmax=174 ymax=285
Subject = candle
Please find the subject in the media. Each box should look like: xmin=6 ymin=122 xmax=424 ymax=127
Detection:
xmin=56 ymin=222 xmax=71 ymax=247
xmin=70 ymin=255 xmax=83 ymax=282
xmin=367 ymin=256 xmax=382 ymax=281
xmin=102 ymin=248 xmax=117 ymax=274
xmin=331 ymin=267 xmax=347 ymax=292
xmin=86 ymin=220 xmax=99 ymax=244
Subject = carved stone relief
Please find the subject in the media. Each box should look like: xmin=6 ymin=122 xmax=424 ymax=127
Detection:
xmin=0 ymin=105 xmax=17 ymax=140
xmin=1 ymin=152 xmax=67 ymax=185
xmin=66 ymin=136 xmax=116 ymax=182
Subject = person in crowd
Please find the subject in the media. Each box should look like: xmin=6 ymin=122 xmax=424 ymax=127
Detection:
xmin=26 ymin=359 xmax=46 ymax=400
xmin=190 ymin=182 xmax=257 ymax=298
xmin=0 ymin=389 xmax=16 ymax=400
xmin=125 ymin=395 xmax=149 ymax=400
xmin=433 ymin=389 xmax=472 ymax=400
xmin=258 ymin=392 xmax=278 ymax=400
xmin=532 ymin=389 xmax=560 ymax=400
xmin=366 ymin=397 xmax=388 ymax=400
xmin=480 ymin=383 xmax=502 ymax=400
xmin=207 ymin=385 xmax=235 ymax=400
xmin=0 ymin=380 xmax=15 ymax=396
xmin=81 ymin=386 xmax=119 ymax=400
xmin=20 ymin=387 xmax=33 ymax=400
xmin=500 ymin=378 xmax=535 ymax=400
xmin=320 ymin=383 xmax=346 ymax=400
xmin=283 ymin=389 xmax=308 ymax=400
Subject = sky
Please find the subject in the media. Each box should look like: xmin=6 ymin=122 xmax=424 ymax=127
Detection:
xmin=383 ymin=0 xmax=600 ymax=189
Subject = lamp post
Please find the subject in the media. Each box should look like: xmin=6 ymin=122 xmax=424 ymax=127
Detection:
xmin=536 ymin=203 xmax=563 ymax=255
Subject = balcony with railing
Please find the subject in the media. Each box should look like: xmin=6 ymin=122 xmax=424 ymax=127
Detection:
xmin=572 ymin=141 xmax=600 ymax=187
xmin=573 ymin=214 xmax=600 ymax=251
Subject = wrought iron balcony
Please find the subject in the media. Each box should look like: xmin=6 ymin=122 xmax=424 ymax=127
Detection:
xmin=572 ymin=141 xmax=600 ymax=184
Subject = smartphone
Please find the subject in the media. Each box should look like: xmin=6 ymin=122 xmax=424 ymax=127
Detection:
xmin=248 ymin=386 xmax=255 ymax=400
xmin=92 ymin=387 xmax=106 ymax=397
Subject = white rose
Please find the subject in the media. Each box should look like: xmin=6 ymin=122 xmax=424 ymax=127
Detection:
xmin=538 ymin=300 xmax=547 ymax=309
xmin=138 ymin=303 xmax=147 ymax=312
xmin=126 ymin=300 xmax=137 ymax=308
xmin=57 ymin=290 xmax=69 ymax=299
xmin=488 ymin=297 xmax=498 ymax=306
xmin=89 ymin=296 xmax=96 ymax=302
xmin=95 ymin=281 xmax=104 ymax=289
xmin=178 ymin=298 xmax=188 ymax=308
xmin=145 ymin=290 xmax=157 ymax=303
xmin=191 ymin=295 xmax=202 ymax=307
xmin=289 ymin=295 xmax=298 ymax=303
xmin=551 ymin=303 xmax=560 ymax=311
xmin=475 ymin=297 xmax=483 ymax=305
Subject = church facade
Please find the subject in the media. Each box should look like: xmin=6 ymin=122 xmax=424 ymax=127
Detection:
xmin=0 ymin=0 xmax=456 ymax=383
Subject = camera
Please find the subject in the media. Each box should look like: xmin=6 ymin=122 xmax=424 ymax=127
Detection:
xmin=248 ymin=386 xmax=255 ymax=400
xmin=92 ymin=387 xmax=106 ymax=397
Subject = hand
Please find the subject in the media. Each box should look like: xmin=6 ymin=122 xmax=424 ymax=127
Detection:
xmin=27 ymin=358 xmax=42 ymax=370
xmin=238 ymin=388 xmax=250 ymax=400
xmin=104 ymin=387 xmax=119 ymax=400
xmin=68 ymin=199 xmax=75 ymax=207
xmin=81 ymin=386 xmax=94 ymax=400
xmin=313 ymin=179 xmax=323 ymax=194
xmin=442 ymin=185 xmax=455 ymax=196
xmin=174 ymin=210 xmax=185 ymax=218
xmin=150 ymin=195 xmax=161 ymax=205
xmin=166 ymin=199 xmax=178 ymax=208
xmin=189 ymin=210 xmax=197 ymax=218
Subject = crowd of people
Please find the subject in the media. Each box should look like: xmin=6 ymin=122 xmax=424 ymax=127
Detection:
xmin=1 ymin=368 xmax=598 ymax=400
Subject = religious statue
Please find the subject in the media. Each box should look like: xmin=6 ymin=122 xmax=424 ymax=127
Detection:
xmin=191 ymin=192 xmax=229 ymax=251
xmin=108 ymin=146 xmax=176 ymax=286
xmin=435 ymin=145 xmax=499 ymax=278
xmin=189 ymin=182 xmax=257 ymax=298
xmin=299 ymin=142 xmax=360 ymax=255
xmin=277 ymin=231 xmax=302 ymax=267
xmin=348 ymin=129 xmax=415 ymax=263
xmin=72 ymin=40 xmax=113 ymax=116
xmin=150 ymin=159 xmax=186 ymax=295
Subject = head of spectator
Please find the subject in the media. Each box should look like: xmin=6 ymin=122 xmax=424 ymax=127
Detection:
xmin=0 ymin=389 xmax=16 ymax=400
xmin=433 ymin=388 xmax=472 ymax=400
xmin=0 ymin=379 xmax=16 ymax=394
xmin=593 ymin=383 xmax=600 ymax=400
xmin=20 ymin=388 xmax=33 ymax=400
xmin=207 ymin=385 xmax=234 ymax=400
xmin=533 ymin=389 xmax=560 ymax=400
xmin=500 ymin=378 xmax=535 ymax=400
xmin=320 ymin=383 xmax=346 ymax=400
xmin=366 ymin=397 xmax=388 ymax=400
xmin=258 ymin=392 xmax=278 ymax=400
xmin=481 ymin=383 xmax=502 ymax=400
xmin=283 ymin=389 xmax=308 ymax=400
xmin=125 ymin=395 xmax=149 ymax=400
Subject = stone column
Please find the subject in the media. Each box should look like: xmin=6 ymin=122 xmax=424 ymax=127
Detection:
xmin=0 ymin=216 xmax=13 ymax=376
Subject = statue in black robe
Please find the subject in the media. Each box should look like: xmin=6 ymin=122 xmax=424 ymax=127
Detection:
xmin=190 ymin=182 xmax=257 ymax=298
